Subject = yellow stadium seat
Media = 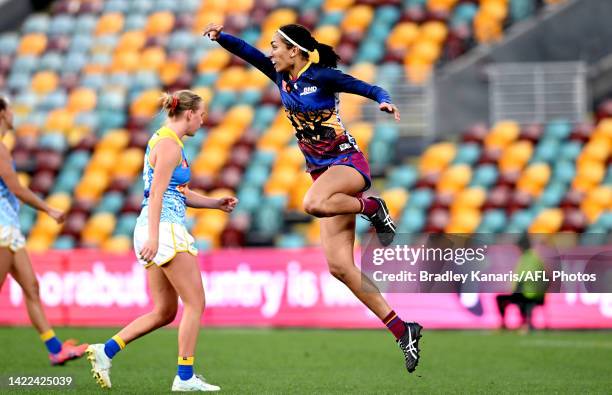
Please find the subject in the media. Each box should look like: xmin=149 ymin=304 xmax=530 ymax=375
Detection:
xmin=97 ymin=129 xmax=130 ymax=152
xmin=313 ymin=25 xmax=341 ymax=47
xmin=350 ymin=63 xmax=376 ymax=83
xmin=31 ymin=71 xmax=59 ymax=94
xmin=474 ymin=11 xmax=503 ymax=44
xmin=199 ymin=0 xmax=227 ymax=13
xmin=224 ymin=105 xmax=255 ymax=129
xmin=498 ymin=141 xmax=533 ymax=172
xmin=102 ymin=235 xmax=132 ymax=253
xmin=90 ymin=149 xmax=119 ymax=172
xmin=427 ymin=0 xmax=459 ymax=12
xmin=419 ymin=142 xmax=456 ymax=175
xmin=263 ymin=8 xmax=298 ymax=32
xmin=341 ymin=5 xmax=374 ymax=34
xmin=113 ymin=148 xmax=144 ymax=178
xmin=82 ymin=213 xmax=117 ymax=246
xmin=46 ymin=193 xmax=72 ymax=212
xmin=146 ymin=11 xmax=175 ymax=36
xmin=306 ymin=219 xmax=321 ymax=245
xmin=95 ymin=12 xmax=124 ymax=36
xmin=215 ymin=66 xmax=248 ymax=91
xmin=130 ymin=89 xmax=163 ymax=117
xmin=68 ymin=88 xmax=97 ymax=112
xmin=193 ymin=11 xmax=225 ymax=34
xmin=404 ymin=58 xmax=433 ymax=84
xmin=572 ymin=160 xmax=605 ymax=192
xmin=408 ymin=39 xmax=441 ymax=64
xmin=192 ymin=87 xmax=214 ymax=106
xmin=450 ymin=187 xmax=486 ymax=215
xmin=437 ymin=164 xmax=472 ymax=195
xmin=45 ymin=108 xmax=74 ymax=133
xmin=2 ymin=132 xmax=15 ymax=151
xmin=347 ymin=121 xmax=373 ymax=149
xmin=197 ymin=48 xmax=231 ymax=73
xmin=485 ymin=120 xmax=520 ymax=149
xmin=323 ymin=0 xmax=355 ymax=13
xmin=380 ymin=188 xmax=409 ymax=219
xmin=388 ymin=23 xmax=420 ymax=52
xmin=116 ymin=31 xmax=146 ymax=53
xmin=445 ymin=208 xmax=481 ymax=234
xmin=111 ymin=49 xmax=140 ymax=73
xmin=18 ymin=33 xmax=47 ymax=56
xmin=26 ymin=234 xmax=52 ymax=252
xmin=481 ymin=0 xmax=509 ymax=21
xmin=258 ymin=125 xmax=293 ymax=151
xmin=139 ymin=46 xmax=166 ymax=71
xmin=420 ymin=21 xmax=448 ymax=44
xmin=516 ymin=163 xmax=551 ymax=197
xmin=192 ymin=148 xmax=229 ymax=176
xmin=226 ymin=0 xmax=254 ymax=13
xmin=528 ymin=209 xmax=563 ymax=233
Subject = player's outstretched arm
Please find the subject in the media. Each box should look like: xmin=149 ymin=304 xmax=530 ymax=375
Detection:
xmin=203 ymin=23 xmax=277 ymax=82
xmin=0 ymin=142 xmax=65 ymax=223
xmin=318 ymin=68 xmax=401 ymax=121
xmin=184 ymin=187 xmax=238 ymax=213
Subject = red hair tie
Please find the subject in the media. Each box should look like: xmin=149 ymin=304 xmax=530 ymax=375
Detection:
xmin=171 ymin=96 xmax=178 ymax=110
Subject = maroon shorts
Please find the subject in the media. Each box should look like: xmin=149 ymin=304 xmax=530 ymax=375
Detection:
xmin=309 ymin=152 xmax=372 ymax=198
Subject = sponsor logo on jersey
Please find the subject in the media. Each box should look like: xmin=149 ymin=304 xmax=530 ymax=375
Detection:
xmin=300 ymin=86 xmax=318 ymax=96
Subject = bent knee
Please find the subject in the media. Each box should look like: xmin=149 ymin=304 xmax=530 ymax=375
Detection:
xmin=328 ymin=262 xmax=350 ymax=282
xmin=155 ymin=306 xmax=178 ymax=326
xmin=303 ymin=196 xmax=327 ymax=217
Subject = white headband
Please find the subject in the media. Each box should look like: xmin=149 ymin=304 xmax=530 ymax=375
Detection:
xmin=277 ymin=29 xmax=310 ymax=53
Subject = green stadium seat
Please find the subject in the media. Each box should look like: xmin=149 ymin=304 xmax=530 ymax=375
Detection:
xmin=129 ymin=0 xmax=153 ymax=14
xmin=471 ymin=164 xmax=498 ymax=188
xmin=241 ymin=28 xmax=261 ymax=46
xmin=387 ymin=165 xmax=418 ymax=189
xmin=95 ymin=192 xmax=125 ymax=214
xmin=169 ymin=31 xmax=196 ymax=51
xmin=104 ymin=0 xmax=129 ymax=13
xmin=23 ymin=14 xmax=50 ymax=34
xmin=53 ymin=236 xmax=76 ymax=250
xmin=544 ymin=119 xmax=572 ymax=140
xmin=510 ymin=0 xmax=536 ymax=23
xmin=114 ymin=213 xmax=138 ymax=236
xmin=406 ymin=188 xmax=433 ymax=210
xmin=552 ymin=161 xmax=575 ymax=184
xmin=19 ymin=206 xmax=37 ymax=235
xmin=253 ymin=106 xmax=278 ymax=132
xmin=453 ymin=143 xmax=481 ymax=165
xmin=399 ymin=208 xmax=426 ymax=233
xmin=251 ymin=150 xmax=276 ymax=167
xmin=69 ymin=35 xmax=93 ymax=53
xmin=507 ymin=210 xmax=535 ymax=233
xmin=64 ymin=52 xmax=88 ymax=73
xmin=318 ymin=12 xmax=344 ymax=27
xmin=13 ymin=56 xmax=38 ymax=74
xmin=478 ymin=209 xmax=507 ymax=233
xmin=451 ymin=3 xmax=478 ymax=27
xmin=532 ymin=138 xmax=559 ymax=163
xmin=369 ymin=140 xmax=395 ymax=167
xmin=237 ymin=186 xmax=262 ymax=212
xmin=277 ymin=233 xmax=306 ymax=248
xmin=74 ymin=14 xmax=97 ymax=35
xmin=0 ymin=33 xmax=19 ymax=55
xmin=124 ymin=14 xmax=147 ymax=31
xmin=538 ymin=182 xmax=565 ymax=207
xmin=39 ymin=91 xmax=67 ymax=111
xmin=254 ymin=204 xmax=283 ymax=234
xmin=51 ymin=15 xmax=76 ymax=36
xmin=39 ymin=133 xmax=68 ymax=152
xmin=239 ymin=89 xmax=263 ymax=106
xmin=210 ymin=90 xmax=238 ymax=111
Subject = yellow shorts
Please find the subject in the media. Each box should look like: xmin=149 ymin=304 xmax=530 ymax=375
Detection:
xmin=0 ymin=224 xmax=26 ymax=252
xmin=133 ymin=222 xmax=197 ymax=268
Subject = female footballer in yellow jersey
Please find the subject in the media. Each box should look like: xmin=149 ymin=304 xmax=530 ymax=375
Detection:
xmin=86 ymin=90 xmax=237 ymax=392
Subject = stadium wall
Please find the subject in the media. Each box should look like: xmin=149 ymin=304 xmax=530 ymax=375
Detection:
xmin=1 ymin=249 xmax=610 ymax=329
xmin=435 ymin=0 xmax=612 ymax=136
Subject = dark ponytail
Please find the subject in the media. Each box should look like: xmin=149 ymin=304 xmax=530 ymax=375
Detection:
xmin=314 ymin=42 xmax=340 ymax=69
xmin=278 ymin=24 xmax=341 ymax=69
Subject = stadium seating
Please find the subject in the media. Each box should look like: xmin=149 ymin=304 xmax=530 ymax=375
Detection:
xmin=0 ymin=0 xmax=573 ymax=251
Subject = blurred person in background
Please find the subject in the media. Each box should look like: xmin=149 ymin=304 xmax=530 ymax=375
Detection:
xmin=204 ymin=23 xmax=422 ymax=374
xmin=0 ymin=96 xmax=88 ymax=365
xmin=496 ymin=234 xmax=548 ymax=333
xmin=85 ymin=91 xmax=237 ymax=392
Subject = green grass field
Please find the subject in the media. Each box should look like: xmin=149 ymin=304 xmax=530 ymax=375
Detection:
xmin=0 ymin=327 xmax=610 ymax=394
